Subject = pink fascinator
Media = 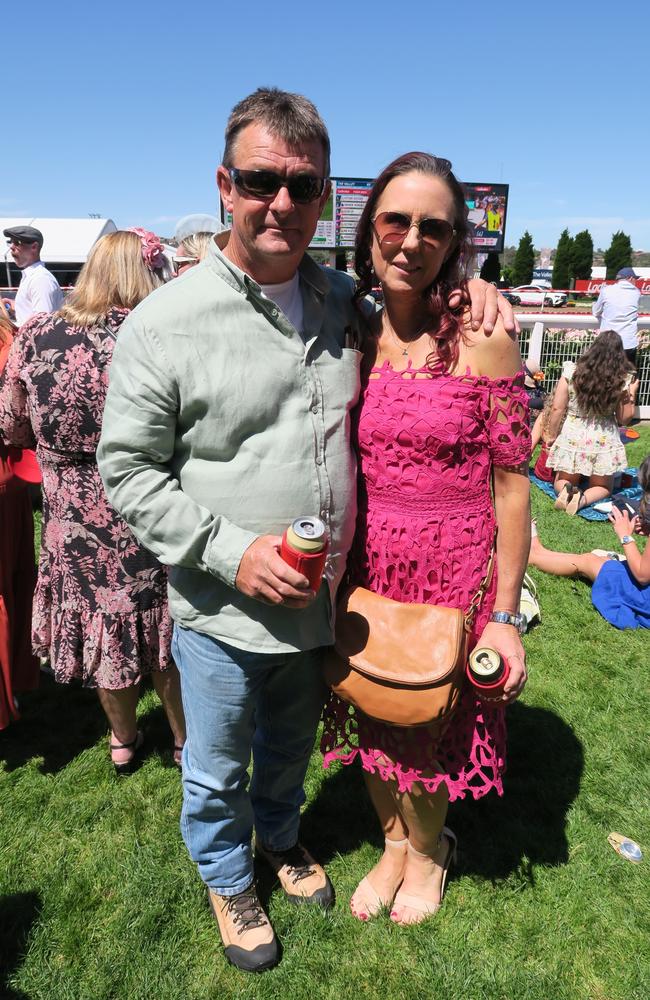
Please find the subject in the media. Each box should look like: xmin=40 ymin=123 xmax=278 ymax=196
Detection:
xmin=127 ymin=227 xmax=165 ymax=272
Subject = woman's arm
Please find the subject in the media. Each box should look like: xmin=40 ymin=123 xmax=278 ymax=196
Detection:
xmin=478 ymin=463 xmax=531 ymax=703
xmin=468 ymin=321 xmax=530 ymax=703
xmin=609 ymin=507 xmax=650 ymax=585
xmin=0 ymin=328 xmax=36 ymax=449
xmin=544 ymin=378 xmax=569 ymax=443
xmin=615 ymin=378 xmax=639 ymax=426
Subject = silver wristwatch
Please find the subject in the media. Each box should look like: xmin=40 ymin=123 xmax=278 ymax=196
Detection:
xmin=490 ymin=610 xmax=526 ymax=634
xmin=620 ymin=535 xmax=634 ymax=546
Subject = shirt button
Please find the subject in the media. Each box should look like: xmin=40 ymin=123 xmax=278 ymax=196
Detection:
xmin=315 ymin=456 xmax=323 ymax=466
xmin=311 ymin=403 xmax=319 ymax=413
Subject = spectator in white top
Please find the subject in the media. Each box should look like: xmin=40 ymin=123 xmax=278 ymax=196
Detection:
xmin=3 ymin=226 xmax=64 ymax=326
xmin=592 ymin=267 xmax=641 ymax=367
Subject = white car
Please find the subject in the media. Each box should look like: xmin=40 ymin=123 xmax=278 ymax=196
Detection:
xmin=509 ymin=285 xmax=568 ymax=307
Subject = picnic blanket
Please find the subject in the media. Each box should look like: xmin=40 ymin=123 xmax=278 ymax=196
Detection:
xmin=529 ymin=468 xmax=641 ymax=521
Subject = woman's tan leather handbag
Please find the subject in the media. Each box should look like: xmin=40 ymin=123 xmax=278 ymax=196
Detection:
xmin=324 ymin=548 xmax=495 ymax=729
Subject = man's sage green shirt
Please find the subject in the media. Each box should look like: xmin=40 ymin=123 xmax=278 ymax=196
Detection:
xmin=97 ymin=238 xmax=362 ymax=653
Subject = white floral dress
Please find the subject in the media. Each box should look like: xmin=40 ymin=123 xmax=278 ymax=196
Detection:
xmin=548 ymin=361 xmax=630 ymax=477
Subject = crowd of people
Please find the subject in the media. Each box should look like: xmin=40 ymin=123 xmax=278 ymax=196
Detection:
xmin=0 ymin=86 xmax=646 ymax=973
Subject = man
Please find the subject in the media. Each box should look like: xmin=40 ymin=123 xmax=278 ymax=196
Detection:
xmin=98 ymin=87 xmax=512 ymax=973
xmin=592 ymin=267 xmax=641 ymax=367
xmin=3 ymin=226 xmax=63 ymax=325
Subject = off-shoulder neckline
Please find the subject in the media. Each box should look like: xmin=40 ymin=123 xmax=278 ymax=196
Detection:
xmin=369 ymin=359 xmax=525 ymax=387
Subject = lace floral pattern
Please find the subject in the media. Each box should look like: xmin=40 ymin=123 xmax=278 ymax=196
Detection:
xmin=0 ymin=309 xmax=173 ymax=689
xmin=321 ymin=362 xmax=530 ymax=799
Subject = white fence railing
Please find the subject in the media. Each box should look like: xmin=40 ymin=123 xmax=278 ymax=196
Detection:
xmin=517 ymin=313 xmax=650 ymax=419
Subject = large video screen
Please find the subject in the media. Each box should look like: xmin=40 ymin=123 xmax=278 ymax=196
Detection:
xmin=309 ymin=178 xmax=374 ymax=250
xmin=464 ymin=183 xmax=509 ymax=253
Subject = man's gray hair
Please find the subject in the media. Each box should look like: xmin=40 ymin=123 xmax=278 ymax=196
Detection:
xmin=223 ymin=87 xmax=331 ymax=174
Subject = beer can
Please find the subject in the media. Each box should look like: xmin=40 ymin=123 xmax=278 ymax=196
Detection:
xmin=466 ymin=647 xmax=510 ymax=701
xmin=280 ymin=516 xmax=328 ymax=591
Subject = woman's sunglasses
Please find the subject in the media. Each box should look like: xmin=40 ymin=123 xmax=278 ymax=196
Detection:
xmin=372 ymin=211 xmax=456 ymax=249
xmin=229 ymin=168 xmax=327 ymax=204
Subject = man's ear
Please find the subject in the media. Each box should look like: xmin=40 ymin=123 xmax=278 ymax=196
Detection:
xmin=216 ymin=166 xmax=234 ymax=215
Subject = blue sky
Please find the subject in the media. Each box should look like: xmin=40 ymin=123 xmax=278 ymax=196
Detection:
xmin=4 ymin=0 xmax=647 ymax=251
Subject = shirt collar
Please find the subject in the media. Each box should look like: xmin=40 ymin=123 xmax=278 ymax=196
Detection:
xmin=207 ymin=230 xmax=329 ymax=300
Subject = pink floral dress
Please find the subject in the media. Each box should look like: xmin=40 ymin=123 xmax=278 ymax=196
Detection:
xmin=547 ymin=361 xmax=630 ymax=477
xmin=321 ymin=360 xmax=531 ymax=799
xmin=0 ymin=308 xmax=173 ymax=689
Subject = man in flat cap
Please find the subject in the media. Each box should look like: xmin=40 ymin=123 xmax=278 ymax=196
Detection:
xmin=4 ymin=226 xmax=63 ymax=326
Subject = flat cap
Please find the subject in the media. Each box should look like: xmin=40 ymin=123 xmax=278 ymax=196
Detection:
xmin=3 ymin=225 xmax=44 ymax=247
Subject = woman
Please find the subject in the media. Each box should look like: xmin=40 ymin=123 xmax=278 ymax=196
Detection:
xmin=546 ymin=332 xmax=638 ymax=514
xmin=0 ymin=302 xmax=39 ymax=729
xmin=322 ymin=153 xmax=531 ymax=925
xmin=0 ymin=230 xmax=185 ymax=771
xmin=173 ymin=231 xmax=214 ymax=276
xmin=529 ymin=456 xmax=650 ymax=630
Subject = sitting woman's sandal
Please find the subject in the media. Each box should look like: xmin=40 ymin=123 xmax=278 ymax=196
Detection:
xmin=110 ymin=730 xmax=144 ymax=776
xmin=390 ymin=827 xmax=457 ymax=926
xmin=350 ymin=836 xmax=408 ymax=921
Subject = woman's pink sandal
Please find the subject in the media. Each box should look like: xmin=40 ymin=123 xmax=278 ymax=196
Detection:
xmin=390 ymin=828 xmax=457 ymax=925
xmin=350 ymin=837 xmax=408 ymax=921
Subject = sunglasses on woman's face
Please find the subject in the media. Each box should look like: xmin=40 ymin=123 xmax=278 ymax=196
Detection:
xmin=228 ymin=168 xmax=327 ymax=204
xmin=372 ymin=211 xmax=456 ymax=249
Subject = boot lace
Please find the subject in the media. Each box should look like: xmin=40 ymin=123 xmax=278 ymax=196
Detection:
xmin=222 ymin=889 xmax=267 ymax=935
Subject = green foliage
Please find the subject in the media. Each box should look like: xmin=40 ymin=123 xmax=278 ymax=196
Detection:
xmin=479 ymin=252 xmax=501 ymax=284
xmin=552 ymin=229 xmax=574 ymax=290
xmin=511 ymin=231 xmax=535 ymax=286
xmin=3 ymin=444 xmax=650 ymax=1000
xmin=502 ymin=265 xmax=514 ymax=286
xmin=604 ymin=231 xmax=633 ymax=279
xmin=571 ymin=230 xmax=594 ymax=280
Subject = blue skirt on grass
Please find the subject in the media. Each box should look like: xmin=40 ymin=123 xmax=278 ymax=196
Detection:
xmin=591 ymin=561 xmax=650 ymax=630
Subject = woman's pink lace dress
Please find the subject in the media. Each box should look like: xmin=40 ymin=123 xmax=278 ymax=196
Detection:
xmin=321 ymin=360 xmax=530 ymax=799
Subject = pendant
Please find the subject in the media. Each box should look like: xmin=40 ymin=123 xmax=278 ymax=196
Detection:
xmin=401 ymin=348 xmax=408 ymax=357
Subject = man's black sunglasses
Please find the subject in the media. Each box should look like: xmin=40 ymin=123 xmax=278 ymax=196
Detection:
xmin=229 ymin=168 xmax=327 ymax=204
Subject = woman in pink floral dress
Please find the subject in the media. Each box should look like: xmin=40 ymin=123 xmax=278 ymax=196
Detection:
xmin=322 ymin=154 xmax=531 ymax=925
xmin=0 ymin=230 xmax=185 ymax=772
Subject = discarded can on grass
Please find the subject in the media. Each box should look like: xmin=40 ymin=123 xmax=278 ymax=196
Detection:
xmin=608 ymin=832 xmax=643 ymax=864
xmin=280 ymin=516 xmax=328 ymax=591
xmin=466 ymin=647 xmax=510 ymax=702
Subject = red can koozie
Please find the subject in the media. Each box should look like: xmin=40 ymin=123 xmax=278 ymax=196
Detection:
xmin=280 ymin=516 xmax=328 ymax=592
xmin=466 ymin=647 xmax=510 ymax=702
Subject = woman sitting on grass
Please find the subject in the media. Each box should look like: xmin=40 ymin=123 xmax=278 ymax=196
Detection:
xmin=546 ymin=331 xmax=638 ymax=515
xmin=529 ymin=455 xmax=650 ymax=630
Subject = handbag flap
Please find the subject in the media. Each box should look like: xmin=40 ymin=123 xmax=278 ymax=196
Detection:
xmin=334 ymin=587 xmax=465 ymax=686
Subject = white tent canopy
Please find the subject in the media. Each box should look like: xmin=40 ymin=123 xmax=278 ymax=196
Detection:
xmin=1 ymin=217 xmax=117 ymax=263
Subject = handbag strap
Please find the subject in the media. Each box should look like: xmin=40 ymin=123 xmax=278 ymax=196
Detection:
xmin=463 ymin=537 xmax=496 ymax=632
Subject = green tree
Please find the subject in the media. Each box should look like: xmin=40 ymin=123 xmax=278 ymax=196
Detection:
xmin=552 ymin=229 xmax=573 ymax=289
xmin=479 ymin=252 xmax=501 ymax=284
xmin=501 ymin=265 xmax=514 ymax=286
xmin=511 ymin=231 xmax=535 ymax=286
xmin=571 ymin=229 xmax=594 ymax=280
xmin=604 ymin=231 xmax=633 ymax=279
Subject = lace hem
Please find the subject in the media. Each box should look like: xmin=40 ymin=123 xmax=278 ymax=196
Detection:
xmin=321 ymin=687 xmax=506 ymax=799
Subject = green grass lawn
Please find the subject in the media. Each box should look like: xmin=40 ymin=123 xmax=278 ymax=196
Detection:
xmin=1 ymin=431 xmax=649 ymax=1000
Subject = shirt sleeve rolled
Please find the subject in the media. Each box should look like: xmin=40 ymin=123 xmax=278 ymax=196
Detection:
xmin=97 ymin=316 xmax=257 ymax=586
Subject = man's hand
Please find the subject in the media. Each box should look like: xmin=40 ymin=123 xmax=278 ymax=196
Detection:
xmin=235 ymin=535 xmax=316 ymax=608
xmin=448 ymin=279 xmax=519 ymax=336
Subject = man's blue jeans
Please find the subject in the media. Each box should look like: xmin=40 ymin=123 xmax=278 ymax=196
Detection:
xmin=172 ymin=624 xmax=327 ymax=896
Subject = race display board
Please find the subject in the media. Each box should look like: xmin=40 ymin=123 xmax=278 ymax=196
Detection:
xmin=309 ymin=177 xmax=374 ymax=249
xmin=464 ymin=183 xmax=509 ymax=253
xmin=221 ymin=177 xmax=509 ymax=253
